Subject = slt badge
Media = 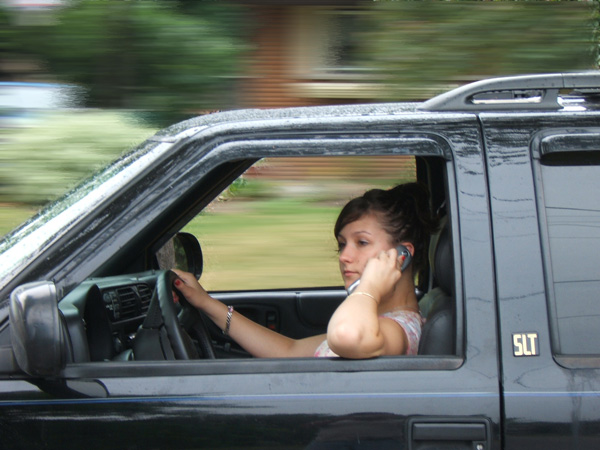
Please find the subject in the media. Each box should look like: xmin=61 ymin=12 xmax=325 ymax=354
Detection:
xmin=512 ymin=332 xmax=539 ymax=357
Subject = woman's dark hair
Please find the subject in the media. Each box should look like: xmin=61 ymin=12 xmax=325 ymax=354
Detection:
xmin=334 ymin=182 xmax=439 ymax=274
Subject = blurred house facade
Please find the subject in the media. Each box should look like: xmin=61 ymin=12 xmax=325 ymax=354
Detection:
xmin=236 ymin=0 xmax=384 ymax=109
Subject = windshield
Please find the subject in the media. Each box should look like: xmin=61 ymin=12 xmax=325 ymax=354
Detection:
xmin=0 ymin=138 xmax=173 ymax=291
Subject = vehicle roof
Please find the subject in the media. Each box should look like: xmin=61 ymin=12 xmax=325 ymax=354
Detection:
xmin=153 ymin=71 xmax=600 ymax=142
xmin=153 ymin=102 xmax=423 ymax=142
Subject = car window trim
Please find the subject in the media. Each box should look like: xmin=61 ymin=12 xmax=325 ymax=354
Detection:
xmin=60 ymin=356 xmax=464 ymax=380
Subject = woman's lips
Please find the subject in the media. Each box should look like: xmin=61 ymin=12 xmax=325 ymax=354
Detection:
xmin=344 ymin=270 xmax=359 ymax=281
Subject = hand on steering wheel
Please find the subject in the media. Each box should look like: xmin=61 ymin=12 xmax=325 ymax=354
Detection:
xmin=133 ymin=271 xmax=215 ymax=360
xmin=172 ymin=272 xmax=216 ymax=359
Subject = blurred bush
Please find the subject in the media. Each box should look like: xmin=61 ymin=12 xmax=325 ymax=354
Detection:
xmin=10 ymin=1 xmax=248 ymax=126
xmin=360 ymin=1 xmax=598 ymax=99
xmin=0 ymin=110 xmax=155 ymax=204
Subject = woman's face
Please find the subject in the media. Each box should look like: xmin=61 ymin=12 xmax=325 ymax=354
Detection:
xmin=337 ymin=212 xmax=395 ymax=289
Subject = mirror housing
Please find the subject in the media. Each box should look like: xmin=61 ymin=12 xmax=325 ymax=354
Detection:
xmin=9 ymin=281 xmax=67 ymax=377
xmin=156 ymin=232 xmax=203 ymax=279
xmin=173 ymin=232 xmax=203 ymax=279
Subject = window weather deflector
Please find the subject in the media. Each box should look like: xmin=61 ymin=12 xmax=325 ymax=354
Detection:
xmin=531 ymin=129 xmax=600 ymax=160
xmin=420 ymin=72 xmax=600 ymax=112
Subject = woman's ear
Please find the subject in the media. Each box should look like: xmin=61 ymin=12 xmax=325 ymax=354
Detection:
xmin=401 ymin=242 xmax=415 ymax=257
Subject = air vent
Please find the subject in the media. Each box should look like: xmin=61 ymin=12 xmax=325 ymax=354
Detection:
xmin=102 ymin=283 xmax=153 ymax=322
xmin=137 ymin=284 xmax=152 ymax=313
xmin=116 ymin=286 xmax=138 ymax=319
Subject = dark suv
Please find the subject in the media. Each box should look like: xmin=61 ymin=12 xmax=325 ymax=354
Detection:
xmin=0 ymin=72 xmax=599 ymax=450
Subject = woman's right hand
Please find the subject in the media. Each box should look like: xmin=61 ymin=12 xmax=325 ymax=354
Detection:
xmin=357 ymin=248 xmax=404 ymax=302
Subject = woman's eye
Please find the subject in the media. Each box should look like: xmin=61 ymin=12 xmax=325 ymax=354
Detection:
xmin=337 ymin=242 xmax=346 ymax=253
xmin=358 ymin=240 xmax=369 ymax=247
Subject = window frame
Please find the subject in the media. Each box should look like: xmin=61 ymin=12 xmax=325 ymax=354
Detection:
xmin=69 ymin=131 xmax=463 ymax=377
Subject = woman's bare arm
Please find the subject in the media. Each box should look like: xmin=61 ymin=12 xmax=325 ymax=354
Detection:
xmin=173 ymin=270 xmax=324 ymax=358
xmin=326 ymin=249 xmax=408 ymax=358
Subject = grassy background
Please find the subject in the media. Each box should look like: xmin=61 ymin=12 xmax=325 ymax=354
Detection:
xmin=0 ymin=204 xmax=38 ymax=237
xmin=186 ymin=197 xmax=343 ymax=290
xmin=1 ymin=169 xmax=413 ymax=291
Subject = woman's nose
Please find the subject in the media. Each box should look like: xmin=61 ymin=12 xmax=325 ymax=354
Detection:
xmin=339 ymin=246 xmax=353 ymax=263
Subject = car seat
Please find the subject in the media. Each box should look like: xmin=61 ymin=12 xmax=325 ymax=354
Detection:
xmin=418 ymin=218 xmax=456 ymax=355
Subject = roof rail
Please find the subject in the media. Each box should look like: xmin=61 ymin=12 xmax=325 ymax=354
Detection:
xmin=419 ymin=72 xmax=600 ymax=112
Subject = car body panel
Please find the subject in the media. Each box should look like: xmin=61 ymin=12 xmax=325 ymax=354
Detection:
xmin=482 ymin=113 xmax=600 ymax=448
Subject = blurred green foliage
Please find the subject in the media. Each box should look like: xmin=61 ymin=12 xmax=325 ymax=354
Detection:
xmin=1 ymin=0 xmax=599 ymax=210
xmin=0 ymin=110 xmax=155 ymax=204
xmin=361 ymin=1 xmax=598 ymax=99
xmin=10 ymin=1 xmax=248 ymax=126
xmin=0 ymin=8 xmax=12 ymax=62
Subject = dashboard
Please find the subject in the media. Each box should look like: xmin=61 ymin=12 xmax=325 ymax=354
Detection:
xmin=59 ymin=271 xmax=159 ymax=362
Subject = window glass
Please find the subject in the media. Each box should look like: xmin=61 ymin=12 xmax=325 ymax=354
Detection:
xmin=537 ymin=151 xmax=600 ymax=355
xmin=183 ymin=156 xmax=416 ymax=291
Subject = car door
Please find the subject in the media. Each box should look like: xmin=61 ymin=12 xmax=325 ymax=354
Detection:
xmin=482 ymin=113 xmax=600 ymax=449
xmin=0 ymin=112 xmax=501 ymax=449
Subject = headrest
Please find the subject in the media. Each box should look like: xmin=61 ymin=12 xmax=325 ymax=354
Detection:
xmin=429 ymin=217 xmax=454 ymax=296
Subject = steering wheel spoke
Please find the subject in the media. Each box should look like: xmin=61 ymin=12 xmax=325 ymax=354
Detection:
xmin=133 ymin=270 xmax=215 ymax=360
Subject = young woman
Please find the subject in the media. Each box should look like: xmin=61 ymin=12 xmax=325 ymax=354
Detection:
xmin=173 ymin=182 xmax=439 ymax=359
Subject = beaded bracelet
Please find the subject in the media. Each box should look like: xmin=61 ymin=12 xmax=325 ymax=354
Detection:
xmin=223 ymin=305 xmax=234 ymax=336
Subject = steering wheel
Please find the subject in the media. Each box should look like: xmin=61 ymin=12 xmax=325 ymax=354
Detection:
xmin=133 ymin=270 xmax=215 ymax=360
xmin=172 ymin=272 xmax=216 ymax=359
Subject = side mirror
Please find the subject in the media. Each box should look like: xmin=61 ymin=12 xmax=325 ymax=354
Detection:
xmin=156 ymin=232 xmax=203 ymax=279
xmin=9 ymin=281 xmax=67 ymax=377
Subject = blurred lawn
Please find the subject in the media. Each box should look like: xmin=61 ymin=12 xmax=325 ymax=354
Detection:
xmin=0 ymin=204 xmax=39 ymax=237
xmin=185 ymin=198 xmax=344 ymax=291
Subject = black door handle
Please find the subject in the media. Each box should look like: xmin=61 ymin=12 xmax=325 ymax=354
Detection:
xmin=408 ymin=418 xmax=490 ymax=450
